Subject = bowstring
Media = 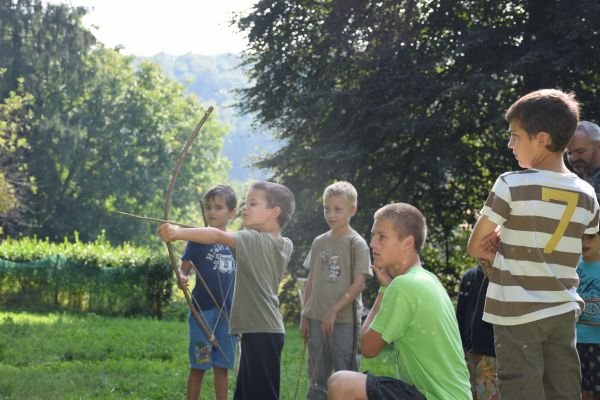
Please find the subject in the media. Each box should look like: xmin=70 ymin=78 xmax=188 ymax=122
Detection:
xmin=198 ymin=198 xmax=239 ymax=366
xmin=198 ymin=197 xmax=237 ymax=331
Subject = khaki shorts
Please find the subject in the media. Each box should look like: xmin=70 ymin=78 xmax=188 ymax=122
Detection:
xmin=493 ymin=311 xmax=581 ymax=400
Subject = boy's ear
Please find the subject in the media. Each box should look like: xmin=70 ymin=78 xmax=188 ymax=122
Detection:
xmin=402 ymin=235 xmax=415 ymax=249
xmin=351 ymin=206 xmax=357 ymax=217
xmin=271 ymin=206 xmax=282 ymax=220
xmin=536 ymin=131 xmax=551 ymax=147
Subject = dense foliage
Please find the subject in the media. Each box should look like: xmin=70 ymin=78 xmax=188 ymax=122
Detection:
xmin=0 ymin=233 xmax=172 ymax=316
xmin=0 ymin=73 xmax=34 ymax=233
xmin=0 ymin=0 xmax=230 ymax=244
xmin=237 ymin=0 xmax=600 ymax=282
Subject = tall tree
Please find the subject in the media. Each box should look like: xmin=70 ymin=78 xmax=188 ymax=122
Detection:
xmin=0 ymin=72 xmax=35 ymax=233
xmin=0 ymin=0 xmax=230 ymax=243
xmin=238 ymin=0 xmax=600 ymax=276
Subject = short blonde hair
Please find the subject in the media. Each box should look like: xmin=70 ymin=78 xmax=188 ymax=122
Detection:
xmin=323 ymin=181 xmax=358 ymax=207
xmin=374 ymin=203 xmax=427 ymax=253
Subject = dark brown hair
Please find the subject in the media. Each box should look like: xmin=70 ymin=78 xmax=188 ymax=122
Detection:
xmin=250 ymin=181 xmax=295 ymax=228
xmin=505 ymin=89 xmax=580 ymax=152
xmin=203 ymin=184 xmax=237 ymax=211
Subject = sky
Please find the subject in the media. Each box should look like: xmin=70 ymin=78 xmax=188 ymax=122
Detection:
xmin=45 ymin=0 xmax=257 ymax=56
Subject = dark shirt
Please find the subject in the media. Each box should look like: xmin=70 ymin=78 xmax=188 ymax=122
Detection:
xmin=586 ymin=166 xmax=600 ymax=200
xmin=181 ymin=242 xmax=236 ymax=312
xmin=456 ymin=265 xmax=495 ymax=356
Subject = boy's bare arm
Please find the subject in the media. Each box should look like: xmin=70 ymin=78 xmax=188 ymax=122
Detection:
xmin=360 ymin=292 xmax=386 ymax=358
xmin=180 ymin=259 xmax=193 ymax=275
xmin=157 ymin=223 xmax=236 ymax=248
xmin=320 ymin=273 xmax=367 ymax=336
xmin=177 ymin=259 xmax=192 ymax=290
xmin=300 ymin=270 xmax=314 ymax=339
xmin=467 ymin=215 xmax=499 ymax=261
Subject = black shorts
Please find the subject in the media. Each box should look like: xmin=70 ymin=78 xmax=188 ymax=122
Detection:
xmin=233 ymin=332 xmax=284 ymax=400
xmin=577 ymin=343 xmax=600 ymax=394
xmin=366 ymin=373 xmax=426 ymax=400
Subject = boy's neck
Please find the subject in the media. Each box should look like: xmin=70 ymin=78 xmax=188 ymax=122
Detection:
xmin=250 ymin=221 xmax=282 ymax=239
xmin=330 ymin=225 xmax=354 ymax=240
xmin=531 ymin=152 xmax=571 ymax=174
xmin=390 ymin=254 xmax=421 ymax=277
xmin=583 ymin=253 xmax=600 ymax=263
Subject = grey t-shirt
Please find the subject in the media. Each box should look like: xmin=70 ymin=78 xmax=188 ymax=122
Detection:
xmin=230 ymin=229 xmax=293 ymax=334
xmin=302 ymin=230 xmax=371 ymax=323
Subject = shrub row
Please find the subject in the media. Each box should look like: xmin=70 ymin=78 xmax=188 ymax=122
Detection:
xmin=0 ymin=233 xmax=327 ymax=323
xmin=0 ymin=233 xmax=173 ymax=317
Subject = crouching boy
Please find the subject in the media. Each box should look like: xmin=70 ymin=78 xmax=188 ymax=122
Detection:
xmin=327 ymin=203 xmax=471 ymax=400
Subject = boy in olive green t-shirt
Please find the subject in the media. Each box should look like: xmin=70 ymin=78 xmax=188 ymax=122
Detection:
xmin=158 ymin=181 xmax=295 ymax=400
xmin=300 ymin=181 xmax=372 ymax=399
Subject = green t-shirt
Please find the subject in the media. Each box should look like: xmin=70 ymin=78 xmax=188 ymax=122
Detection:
xmin=370 ymin=265 xmax=471 ymax=400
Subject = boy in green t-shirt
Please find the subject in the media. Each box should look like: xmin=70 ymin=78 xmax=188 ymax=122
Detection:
xmin=328 ymin=203 xmax=471 ymax=400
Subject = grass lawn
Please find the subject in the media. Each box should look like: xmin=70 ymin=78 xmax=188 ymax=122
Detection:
xmin=0 ymin=311 xmax=395 ymax=399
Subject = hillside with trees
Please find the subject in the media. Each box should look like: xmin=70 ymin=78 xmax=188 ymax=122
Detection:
xmin=143 ymin=53 xmax=280 ymax=181
xmin=0 ymin=0 xmax=230 ymax=244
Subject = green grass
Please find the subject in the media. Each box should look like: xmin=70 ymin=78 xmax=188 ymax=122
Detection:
xmin=0 ymin=311 xmax=395 ymax=399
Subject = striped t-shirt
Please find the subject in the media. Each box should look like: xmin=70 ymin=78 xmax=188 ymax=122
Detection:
xmin=481 ymin=169 xmax=599 ymax=326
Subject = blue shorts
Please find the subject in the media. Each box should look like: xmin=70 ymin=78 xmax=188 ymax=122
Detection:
xmin=188 ymin=308 xmax=237 ymax=370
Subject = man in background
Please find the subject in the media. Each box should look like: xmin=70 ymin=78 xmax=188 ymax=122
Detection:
xmin=566 ymin=121 xmax=600 ymax=196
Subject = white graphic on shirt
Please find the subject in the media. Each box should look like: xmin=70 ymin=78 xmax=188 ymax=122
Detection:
xmin=321 ymin=251 xmax=341 ymax=282
xmin=215 ymin=253 xmax=235 ymax=274
xmin=205 ymin=244 xmax=235 ymax=275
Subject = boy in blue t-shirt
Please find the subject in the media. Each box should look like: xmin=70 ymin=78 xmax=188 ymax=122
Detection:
xmin=179 ymin=184 xmax=237 ymax=400
xmin=577 ymin=232 xmax=600 ymax=400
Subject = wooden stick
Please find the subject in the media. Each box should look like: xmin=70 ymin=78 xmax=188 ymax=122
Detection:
xmin=112 ymin=210 xmax=195 ymax=228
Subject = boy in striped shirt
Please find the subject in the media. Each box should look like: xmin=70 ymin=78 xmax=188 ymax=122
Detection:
xmin=468 ymin=89 xmax=600 ymax=399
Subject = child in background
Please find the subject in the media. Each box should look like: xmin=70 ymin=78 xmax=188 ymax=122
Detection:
xmin=158 ymin=181 xmax=295 ymax=400
xmin=456 ymin=264 xmax=498 ymax=400
xmin=328 ymin=203 xmax=471 ymax=400
xmin=178 ymin=184 xmax=238 ymax=400
xmin=577 ymin=233 xmax=600 ymax=400
xmin=467 ymin=89 xmax=600 ymax=399
xmin=300 ymin=181 xmax=372 ymax=400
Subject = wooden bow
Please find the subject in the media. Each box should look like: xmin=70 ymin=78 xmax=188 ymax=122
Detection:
xmin=162 ymin=106 xmax=229 ymax=363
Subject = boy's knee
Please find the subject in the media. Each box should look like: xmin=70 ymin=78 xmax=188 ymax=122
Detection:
xmin=327 ymin=371 xmax=345 ymax=398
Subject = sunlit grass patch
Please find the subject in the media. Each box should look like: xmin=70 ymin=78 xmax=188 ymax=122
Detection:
xmin=0 ymin=311 xmax=395 ymax=399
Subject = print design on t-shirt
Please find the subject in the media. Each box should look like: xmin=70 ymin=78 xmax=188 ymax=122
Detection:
xmin=321 ymin=250 xmax=341 ymax=282
xmin=578 ymin=270 xmax=600 ymax=323
xmin=206 ymin=244 xmax=235 ymax=274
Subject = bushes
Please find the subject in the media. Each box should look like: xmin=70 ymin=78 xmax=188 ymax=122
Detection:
xmin=278 ymin=274 xmax=302 ymax=324
xmin=0 ymin=233 xmax=346 ymax=324
xmin=0 ymin=233 xmax=173 ymax=317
